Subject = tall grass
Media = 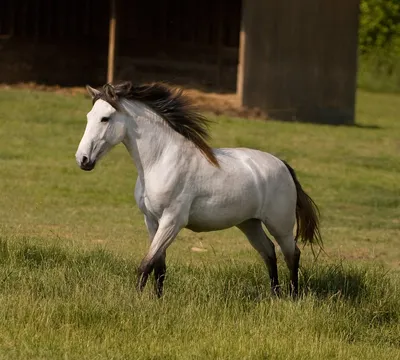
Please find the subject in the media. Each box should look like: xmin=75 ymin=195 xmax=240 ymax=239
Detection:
xmin=0 ymin=236 xmax=399 ymax=359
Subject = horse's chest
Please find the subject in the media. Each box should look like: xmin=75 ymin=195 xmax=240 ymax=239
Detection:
xmin=134 ymin=179 xmax=151 ymax=215
xmin=135 ymin=172 xmax=186 ymax=218
xmin=134 ymin=185 xmax=169 ymax=219
xmin=143 ymin=195 xmax=162 ymax=216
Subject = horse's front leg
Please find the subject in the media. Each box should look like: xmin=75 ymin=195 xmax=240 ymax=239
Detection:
xmin=153 ymin=251 xmax=166 ymax=298
xmin=137 ymin=215 xmax=182 ymax=296
xmin=137 ymin=214 xmax=159 ymax=296
xmin=144 ymin=215 xmax=167 ymax=297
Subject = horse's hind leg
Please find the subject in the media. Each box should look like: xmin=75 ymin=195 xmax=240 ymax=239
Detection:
xmin=272 ymin=232 xmax=300 ymax=297
xmin=237 ymin=219 xmax=280 ymax=295
xmin=263 ymin=199 xmax=300 ymax=297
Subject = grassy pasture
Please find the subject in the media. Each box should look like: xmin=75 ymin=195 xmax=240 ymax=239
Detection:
xmin=0 ymin=88 xmax=399 ymax=359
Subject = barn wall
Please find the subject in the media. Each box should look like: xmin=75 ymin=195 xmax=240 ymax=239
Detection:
xmin=0 ymin=0 xmax=241 ymax=90
xmin=0 ymin=39 xmax=108 ymax=85
xmin=238 ymin=0 xmax=360 ymax=124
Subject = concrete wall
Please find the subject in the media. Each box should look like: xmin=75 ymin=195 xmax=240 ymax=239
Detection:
xmin=238 ymin=0 xmax=360 ymax=124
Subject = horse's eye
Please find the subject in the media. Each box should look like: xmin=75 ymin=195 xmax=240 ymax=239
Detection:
xmin=101 ymin=116 xmax=110 ymax=122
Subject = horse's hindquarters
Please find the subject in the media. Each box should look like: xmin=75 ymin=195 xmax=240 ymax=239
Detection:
xmin=185 ymin=149 xmax=297 ymax=234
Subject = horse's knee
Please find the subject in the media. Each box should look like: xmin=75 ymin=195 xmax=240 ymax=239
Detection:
xmin=275 ymin=234 xmax=296 ymax=266
xmin=294 ymin=245 xmax=301 ymax=262
xmin=138 ymin=257 xmax=154 ymax=275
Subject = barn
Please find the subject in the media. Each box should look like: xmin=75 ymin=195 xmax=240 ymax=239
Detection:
xmin=0 ymin=0 xmax=360 ymax=124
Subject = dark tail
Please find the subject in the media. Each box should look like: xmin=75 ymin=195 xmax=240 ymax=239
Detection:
xmin=282 ymin=161 xmax=323 ymax=249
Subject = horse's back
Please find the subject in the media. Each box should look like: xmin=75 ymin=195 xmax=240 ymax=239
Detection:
xmin=214 ymin=147 xmax=291 ymax=188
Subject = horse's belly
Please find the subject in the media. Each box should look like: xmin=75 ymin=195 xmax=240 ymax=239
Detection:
xmin=186 ymin=196 xmax=259 ymax=232
xmin=186 ymin=215 xmax=248 ymax=232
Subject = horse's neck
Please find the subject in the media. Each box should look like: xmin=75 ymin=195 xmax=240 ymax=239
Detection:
xmin=121 ymin=100 xmax=195 ymax=181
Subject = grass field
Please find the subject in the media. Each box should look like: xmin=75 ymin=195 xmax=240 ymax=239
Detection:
xmin=0 ymin=88 xmax=399 ymax=359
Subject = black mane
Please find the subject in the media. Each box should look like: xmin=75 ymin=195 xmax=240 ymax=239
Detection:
xmin=93 ymin=81 xmax=219 ymax=167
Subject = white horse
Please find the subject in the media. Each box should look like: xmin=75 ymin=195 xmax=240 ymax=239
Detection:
xmin=75 ymin=81 xmax=322 ymax=298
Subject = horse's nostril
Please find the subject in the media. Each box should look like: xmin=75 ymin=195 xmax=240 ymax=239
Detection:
xmin=82 ymin=156 xmax=88 ymax=165
xmin=80 ymin=155 xmax=95 ymax=171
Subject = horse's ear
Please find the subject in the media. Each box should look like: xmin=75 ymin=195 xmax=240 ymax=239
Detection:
xmin=86 ymin=85 xmax=100 ymax=99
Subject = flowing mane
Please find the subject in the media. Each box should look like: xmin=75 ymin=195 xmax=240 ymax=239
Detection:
xmin=92 ymin=81 xmax=219 ymax=167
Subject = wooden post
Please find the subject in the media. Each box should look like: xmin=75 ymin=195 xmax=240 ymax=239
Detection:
xmin=236 ymin=21 xmax=246 ymax=100
xmin=107 ymin=0 xmax=117 ymax=84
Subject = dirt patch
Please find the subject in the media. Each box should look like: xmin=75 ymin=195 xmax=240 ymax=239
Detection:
xmin=184 ymin=88 xmax=267 ymax=120
xmin=0 ymin=82 xmax=268 ymax=120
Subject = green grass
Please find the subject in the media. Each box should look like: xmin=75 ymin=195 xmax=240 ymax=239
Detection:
xmin=0 ymin=88 xmax=399 ymax=359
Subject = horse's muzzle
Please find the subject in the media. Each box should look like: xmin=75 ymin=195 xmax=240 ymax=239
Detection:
xmin=80 ymin=156 xmax=96 ymax=171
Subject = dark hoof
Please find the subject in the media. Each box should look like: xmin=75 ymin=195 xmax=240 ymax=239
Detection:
xmin=289 ymin=285 xmax=299 ymax=300
xmin=271 ymin=285 xmax=281 ymax=297
xmin=290 ymin=291 xmax=299 ymax=300
xmin=136 ymin=268 xmax=151 ymax=293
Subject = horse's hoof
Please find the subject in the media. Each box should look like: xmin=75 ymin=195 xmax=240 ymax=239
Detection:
xmin=271 ymin=286 xmax=281 ymax=297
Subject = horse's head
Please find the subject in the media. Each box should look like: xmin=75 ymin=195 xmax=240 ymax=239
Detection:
xmin=75 ymin=85 xmax=127 ymax=171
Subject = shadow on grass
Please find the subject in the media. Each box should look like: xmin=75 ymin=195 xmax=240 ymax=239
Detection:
xmin=311 ymin=122 xmax=382 ymax=130
xmin=173 ymin=260 xmax=388 ymax=304
xmin=299 ymin=263 xmax=370 ymax=301
xmin=351 ymin=123 xmax=381 ymax=129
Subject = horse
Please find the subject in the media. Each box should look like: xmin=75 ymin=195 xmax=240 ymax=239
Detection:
xmin=75 ymin=81 xmax=322 ymax=298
